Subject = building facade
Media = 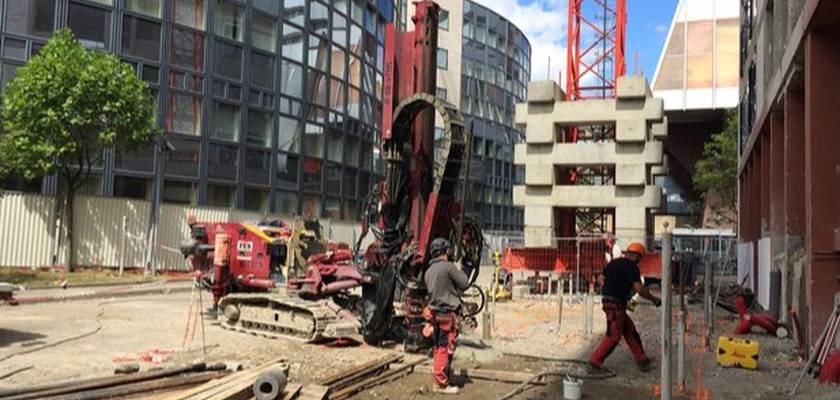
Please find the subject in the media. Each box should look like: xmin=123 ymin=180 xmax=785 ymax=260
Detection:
xmin=0 ymin=0 xmax=395 ymax=222
xmin=400 ymin=0 xmax=531 ymax=231
xmin=650 ymin=0 xmax=740 ymax=229
xmin=738 ymin=0 xmax=840 ymax=346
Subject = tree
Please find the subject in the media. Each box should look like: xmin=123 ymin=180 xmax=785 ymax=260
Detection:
xmin=694 ymin=109 xmax=739 ymax=227
xmin=0 ymin=29 xmax=159 ymax=270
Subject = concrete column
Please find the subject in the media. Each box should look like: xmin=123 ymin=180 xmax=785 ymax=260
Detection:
xmin=770 ymin=113 xmax=786 ymax=239
xmin=615 ymin=207 xmax=647 ymax=246
xmin=760 ymin=132 xmax=771 ymax=236
xmin=524 ymin=206 xmax=554 ymax=247
xmin=784 ymin=88 xmax=806 ymax=331
xmin=784 ymin=89 xmax=806 ymax=237
xmin=804 ymin=31 xmax=840 ymax=345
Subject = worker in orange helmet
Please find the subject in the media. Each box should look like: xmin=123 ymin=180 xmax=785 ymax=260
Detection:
xmin=588 ymin=242 xmax=662 ymax=374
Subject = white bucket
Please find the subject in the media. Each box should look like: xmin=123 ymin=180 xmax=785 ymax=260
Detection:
xmin=563 ymin=377 xmax=582 ymax=400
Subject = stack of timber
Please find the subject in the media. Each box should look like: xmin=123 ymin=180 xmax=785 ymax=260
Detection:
xmin=0 ymin=363 xmax=230 ymax=400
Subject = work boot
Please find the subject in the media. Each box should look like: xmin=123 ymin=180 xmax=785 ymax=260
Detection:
xmin=432 ymin=385 xmax=461 ymax=395
xmin=586 ymin=362 xmax=608 ymax=375
xmin=637 ymin=357 xmax=655 ymax=372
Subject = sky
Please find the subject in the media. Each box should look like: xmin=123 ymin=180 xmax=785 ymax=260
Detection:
xmin=474 ymin=0 xmax=680 ymax=87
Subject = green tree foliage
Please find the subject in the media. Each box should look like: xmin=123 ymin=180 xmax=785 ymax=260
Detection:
xmin=694 ymin=109 xmax=739 ymax=227
xmin=0 ymin=28 xmax=159 ymax=269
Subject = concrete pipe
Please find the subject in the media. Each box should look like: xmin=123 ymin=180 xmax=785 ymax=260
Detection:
xmin=252 ymin=367 xmax=289 ymax=400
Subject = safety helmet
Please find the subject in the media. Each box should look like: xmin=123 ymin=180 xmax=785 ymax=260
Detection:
xmin=625 ymin=242 xmax=646 ymax=255
xmin=429 ymin=237 xmax=452 ymax=259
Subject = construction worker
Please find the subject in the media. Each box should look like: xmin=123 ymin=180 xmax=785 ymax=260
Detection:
xmin=424 ymin=237 xmax=470 ymax=395
xmin=588 ymin=242 xmax=661 ymax=374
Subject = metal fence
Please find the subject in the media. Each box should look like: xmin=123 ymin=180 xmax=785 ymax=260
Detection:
xmin=481 ymin=230 xmax=738 ymax=293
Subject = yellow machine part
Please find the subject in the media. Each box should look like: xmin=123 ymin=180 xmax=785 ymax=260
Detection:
xmin=716 ymin=335 xmax=759 ymax=370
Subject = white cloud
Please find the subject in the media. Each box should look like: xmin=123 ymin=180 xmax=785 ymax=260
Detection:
xmin=655 ymin=24 xmax=668 ymax=34
xmin=473 ymin=0 xmax=567 ymax=85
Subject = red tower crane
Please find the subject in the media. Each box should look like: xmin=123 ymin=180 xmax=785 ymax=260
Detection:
xmin=558 ymin=0 xmax=628 ymax=236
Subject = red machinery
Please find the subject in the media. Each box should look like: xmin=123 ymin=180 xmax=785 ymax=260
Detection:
xmin=181 ymin=2 xmax=484 ymax=347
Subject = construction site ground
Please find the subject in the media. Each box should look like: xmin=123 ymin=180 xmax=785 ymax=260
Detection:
xmin=0 ymin=281 xmax=835 ymax=399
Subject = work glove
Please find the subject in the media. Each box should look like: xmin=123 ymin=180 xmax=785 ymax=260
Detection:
xmin=653 ymin=298 xmax=662 ymax=308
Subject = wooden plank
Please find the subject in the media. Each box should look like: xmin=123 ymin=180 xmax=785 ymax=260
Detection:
xmin=161 ymin=358 xmax=285 ymax=400
xmin=280 ymin=384 xmax=302 ymax=400
xmin=318 ymin=354 xmax=403 ymax=388
xmin=296 ymin=384 xmax=330 ymax=400
xmin=329 ymin=357 xmax=428 ymax=400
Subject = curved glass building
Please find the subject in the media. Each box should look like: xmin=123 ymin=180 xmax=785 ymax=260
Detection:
xmin=399 ymin=0 xmax=531 ymax=230
xmin=0 ymin=0 xmax=394 ymax=221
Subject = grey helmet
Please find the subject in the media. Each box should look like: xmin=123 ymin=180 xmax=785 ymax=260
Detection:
xmin=429 ymin=237 xmax=452 ymax=259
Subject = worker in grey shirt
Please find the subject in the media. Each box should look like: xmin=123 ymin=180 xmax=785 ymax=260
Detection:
xmin=424 ymin=237 xmax=470 ymax=394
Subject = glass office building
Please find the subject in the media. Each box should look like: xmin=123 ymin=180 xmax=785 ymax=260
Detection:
xmin=460 ymin=0 xmax=530 ymax=231
xmin=0 ymin=0 xmax=395 ymax=220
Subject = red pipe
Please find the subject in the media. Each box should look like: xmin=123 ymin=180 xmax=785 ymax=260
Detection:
xmin=819 ymin=350 xmax=840 ymax=384
xmin=322 ymin=280 xmax=360 ymax=294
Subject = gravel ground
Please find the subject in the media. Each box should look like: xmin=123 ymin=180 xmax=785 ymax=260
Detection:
xmin=0 ymin=287 xmax=836 ymax=399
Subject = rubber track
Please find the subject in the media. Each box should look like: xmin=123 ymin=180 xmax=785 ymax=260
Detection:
xmin=217 ymin=293 xmax=339 ymax=342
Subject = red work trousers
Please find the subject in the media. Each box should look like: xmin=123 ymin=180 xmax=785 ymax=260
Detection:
xmin=432 ymin=312 xmax=459 ymax=387
xmin=589 ymin=301 xmax=647 ymax=367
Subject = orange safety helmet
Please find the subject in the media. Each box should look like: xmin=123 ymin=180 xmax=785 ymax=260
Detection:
xmin=625 ymin=242 xmax=647 ymax=255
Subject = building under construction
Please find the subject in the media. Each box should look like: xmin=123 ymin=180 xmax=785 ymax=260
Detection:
xmin=738 ymin=0 xmax=840 ymax=347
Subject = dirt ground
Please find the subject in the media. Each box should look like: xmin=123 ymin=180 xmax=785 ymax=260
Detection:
xmin=0 ymin=288 xmax=836 ymax=400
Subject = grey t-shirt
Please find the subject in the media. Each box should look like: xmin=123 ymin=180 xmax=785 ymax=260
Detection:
xmin=425 ymin=258 xmax=471 ymax=311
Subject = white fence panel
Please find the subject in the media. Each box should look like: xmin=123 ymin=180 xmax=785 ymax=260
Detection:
xmin=0 ymin=193 xmax=56 ymax=267
xmin=74 ymin=195 xmax=150 ymax=268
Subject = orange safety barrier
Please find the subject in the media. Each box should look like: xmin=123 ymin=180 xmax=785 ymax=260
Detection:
xmin=502 ymin=246 xmax=665 ymax=280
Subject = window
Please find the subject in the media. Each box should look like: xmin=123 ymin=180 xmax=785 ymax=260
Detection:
xmin=113 ymin=176 xmax=151 ymax=200
xmin=303 ymin=158 xmax=323 ymax=192
xmin=165 ymin=137 xmax=200 ymax=177
xmin=214 ymin=40 xmax=242 ymax=80
xmin=325 ymin=164 xmax=341 ymax=195
xmin=212 ymin=102 xmax=240 ymax=141
xmin=437 ymin=48 xmax=448 ymax=69
xmin=331 ymin=46 xmax=346 ymax=79
xmin=439 ymin=10 xmax=450 ymax=31
xmin=122 ymin=16 xmax=161 ymax=61
xmin=333 ymin=14 xmax=347 ymax=47
xmin=284 ymin=0 xmax=306 ymax=26
xmin=170 ymin=28 xmax=204 ymax=71
xmin=275 ymin=191 xmax=298 ymax=215
xmin=277 ymin=153 xmax=299 ymax=189
xmin=247 ymin=109 xmax=273 ymax=147
xmin=308 ymin=36 xmax=329 ymax=72
xmin=324 ymin=197 xmax=340 ymax=219
xmin=278 ymin=115 xmax=301 ymax=152
xmin=251 ymin=14 xmax=276 ymax=53
xmin=344 ymin=136 xmax=359 ymax=167
xmin=2 ymin=39 xmax=26 ymax=60
xmin=280 ymin=60 xmax=303 ymax=98
xmin=163 ymin=181 xmax=197 ymax=204
xmin=214 ymin=1 xmax=244 ymax=42
xmin=327 ymin=131 xmax=342 ymax=162
xmin=304 ymin=124 xmax=324 ymax=158
xmin=165 ymin=93 xmax=202 ymax=135
xmin=5 ymin=0 xmax=55 ymax=38
xmin=349 ymin=25 xmax=362 ymax=55
xmin=344 ymin=168 xmax=357 ymax=197
xmin=244 ymin=188 xmax=269 ymax=211
xmin=245 ymin=149 xmax=271 ymax=185
xmin=281 ymin=24 xmax=304 ymax=62
xmin=302 ymin=194 xmax=321 ymax=218
xmin=253 ymin=0 xmax=279 ymax=16
xmin=250 ymin=51 xmax=275 ymax=89
xmin=172 ymin=0 xmax=205 ymax=30
xmin=68 ymin=2 xmax=111 ymax=50
xmin=207 ymin=184 xmax=235 ymax=207
xmin=125 ymin=0 xmax=163 ymax=17
xmin=207 ymin=144 xmax=238 ymax=181
xmin=436 ymin=87 xmax=447 ymax=101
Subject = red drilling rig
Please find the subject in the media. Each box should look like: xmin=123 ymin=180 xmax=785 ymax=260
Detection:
xmin=181 ymin=2 xmax=485 ymax=349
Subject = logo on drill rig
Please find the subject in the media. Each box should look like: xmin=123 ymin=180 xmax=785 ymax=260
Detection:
xmin=237 ymin=240 xmax=253 ymax=261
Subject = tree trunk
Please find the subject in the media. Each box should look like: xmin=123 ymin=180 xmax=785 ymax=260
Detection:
xmin=65 ymin=185 xmax=76 ymax=272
